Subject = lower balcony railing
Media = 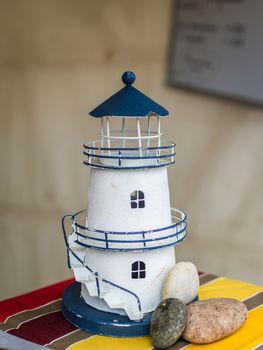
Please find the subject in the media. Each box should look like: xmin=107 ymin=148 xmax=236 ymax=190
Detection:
xmin=67 ymin=208 xmax=187 ymax=251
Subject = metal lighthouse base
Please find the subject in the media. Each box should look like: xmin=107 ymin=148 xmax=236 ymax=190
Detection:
xmin=61 ymin=207 xmax=187 ymax=337
xmin=62 ymin=282 xmax=152 ymax=337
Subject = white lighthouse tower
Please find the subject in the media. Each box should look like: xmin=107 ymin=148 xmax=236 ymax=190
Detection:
xmin=61 ymin=71 xmax=187 ymax=337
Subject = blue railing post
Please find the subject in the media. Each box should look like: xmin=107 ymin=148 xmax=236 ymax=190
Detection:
xmin=95 ymin=272 xmax=100 ymax=297
xmin=105 ymin=232 xmax=109 ymax=249
xmin=118 ymin=150 xmax=121 ymax=166
xmin=142 ymin=233 xmax=146 ymax=247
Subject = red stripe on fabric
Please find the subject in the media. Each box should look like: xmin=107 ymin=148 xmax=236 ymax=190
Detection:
xmin=0 ymin=279 xmax=74 ymax=322
xmin=8 ymin=310 xmax=77 ymax=345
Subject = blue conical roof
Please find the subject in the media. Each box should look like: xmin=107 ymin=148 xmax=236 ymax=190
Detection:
xmin=89 ymin=71 xmax=169 ymax=118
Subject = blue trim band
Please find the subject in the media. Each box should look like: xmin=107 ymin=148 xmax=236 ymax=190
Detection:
xmin=84 ymin=151 xmax=176 ymax=160
xmin=84 ymin=142 xmax=176 ymax=151
xmin=83 ymin=160 xmax=175 ymax=170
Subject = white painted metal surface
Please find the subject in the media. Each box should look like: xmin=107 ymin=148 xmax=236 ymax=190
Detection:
xmin=87 ymin=167 xmax=171 ymax=232
xmin=67 ymin=117 xmax=185 ymax=320
xmin=79 ymin=248 xmax=175 ymax=316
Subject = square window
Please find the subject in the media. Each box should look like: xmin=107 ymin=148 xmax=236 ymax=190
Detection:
xmin=130 ymin=191 xmax=145 ymax=209
xmin=131 ymin=261 xmax=146 ymax=279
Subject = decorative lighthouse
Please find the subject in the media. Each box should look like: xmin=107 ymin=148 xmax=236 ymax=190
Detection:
xmin=61 ymin=71 xmax=187 ymax=337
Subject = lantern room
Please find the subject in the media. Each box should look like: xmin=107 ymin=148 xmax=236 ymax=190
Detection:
xmin=84 ymin=71 xmax=175 ymax=169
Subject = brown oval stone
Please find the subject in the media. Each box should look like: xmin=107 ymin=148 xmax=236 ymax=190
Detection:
xmin=182 ymin=298 xmax=247 ymax=344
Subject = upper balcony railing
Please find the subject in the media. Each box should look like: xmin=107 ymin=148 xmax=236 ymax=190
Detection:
xmin=83 ymin=132 xmax=175 ymax=170
xmin=68 ymin=208 xmax=186 ymax=252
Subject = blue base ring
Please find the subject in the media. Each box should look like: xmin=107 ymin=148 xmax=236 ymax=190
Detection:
xmin=61 ymin=282 xmax=152 ymax=337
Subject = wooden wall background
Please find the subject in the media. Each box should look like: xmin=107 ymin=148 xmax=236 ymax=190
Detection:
xmin=0 ymin=0 xmax=263 ymax=300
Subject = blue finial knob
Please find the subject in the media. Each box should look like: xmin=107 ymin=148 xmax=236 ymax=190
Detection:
xmin=122 ymin=71 xmax=136 ymax=85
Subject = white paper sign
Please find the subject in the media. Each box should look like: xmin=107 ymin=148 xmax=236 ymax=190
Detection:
xmin=167 ymin=0 xmax=263 ymax=104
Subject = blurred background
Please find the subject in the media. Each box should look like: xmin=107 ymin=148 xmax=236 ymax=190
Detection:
xmin=1 ymin=0 xmax=263 ymax=300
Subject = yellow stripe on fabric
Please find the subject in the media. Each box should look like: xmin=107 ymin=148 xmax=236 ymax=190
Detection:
xmin=67 ymin=335 xmax=153 ymax=350
xmin=183 ymin=306 xmax=263 ymax=350
xmin=67 ymin=277 xmax=263 ymax=350
xmin=198 ymin=277 xmax=263 ymax=301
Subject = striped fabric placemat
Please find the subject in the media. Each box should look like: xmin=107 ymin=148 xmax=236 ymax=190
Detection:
xmin=1 ymin=274 xmax=263 ymax=350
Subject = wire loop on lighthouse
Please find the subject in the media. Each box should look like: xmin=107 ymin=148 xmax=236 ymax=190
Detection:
xmin=66 ymin=208 xmax=187 ymax=252
xmin=83 ymin=139 xmax=175 ymax=169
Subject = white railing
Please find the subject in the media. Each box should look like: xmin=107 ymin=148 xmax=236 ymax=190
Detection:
xmin=69 ymin=208 xmax=187 ymax=251
xmin=83 ymin=139 xmax=175 ymax=169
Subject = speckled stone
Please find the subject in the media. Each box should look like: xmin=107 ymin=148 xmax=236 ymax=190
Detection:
xmin=182 ymin=298 xmax=248 ymax=344
xmin=150 ymin=298 xmax=187 ymax=349
xmin=162 ymin=262 xmax=199 ymax=304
